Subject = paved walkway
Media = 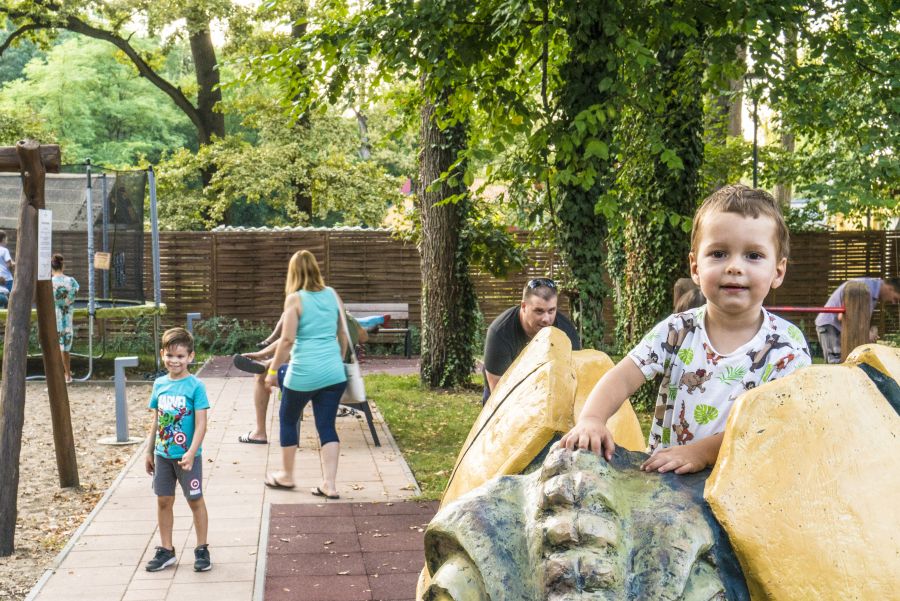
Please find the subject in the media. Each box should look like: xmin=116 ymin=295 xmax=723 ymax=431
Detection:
xmin=26 ymin=370 xmax=423 ymax=601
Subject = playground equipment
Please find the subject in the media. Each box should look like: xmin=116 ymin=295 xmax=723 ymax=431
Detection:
xmin=1 ymin=141 xmax=79 ymax=556
xmin=0 ymin=161 xmax=165 ymax=379
xmin=417 ymin=330 xmax=899 ymax=599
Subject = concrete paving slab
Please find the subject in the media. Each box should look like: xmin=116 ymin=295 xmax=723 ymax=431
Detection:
xmin=26 ymin=364 xmax=425 ymax=601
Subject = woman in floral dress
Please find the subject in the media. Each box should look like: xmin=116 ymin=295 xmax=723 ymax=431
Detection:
xmin=51 ymin=253 xmax=80 ymax=383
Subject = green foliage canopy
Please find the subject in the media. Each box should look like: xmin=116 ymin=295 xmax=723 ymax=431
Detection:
xmin=0 ymin=36 xmax=193 ymax=165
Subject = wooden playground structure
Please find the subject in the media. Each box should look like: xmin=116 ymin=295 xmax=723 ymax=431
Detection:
xmin=0 ymin=141 xmax=79 ymax=556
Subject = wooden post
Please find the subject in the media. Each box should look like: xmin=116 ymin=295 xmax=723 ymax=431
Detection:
xmin=840 ymin=281 xmax=870 ymax=361
xmin=31 ymin=168 xmax=79 ymax=489
xmin=0 ymin=141 xmax=71 ymax=556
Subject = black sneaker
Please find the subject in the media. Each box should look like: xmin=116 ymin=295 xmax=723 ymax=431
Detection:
xmin=145 ymin=546 xmax=176 ymax=572
xmin=232 ymin=354 xmax=267 ymax=374
xmin=194 ymin=544 xmax=212 ymax=572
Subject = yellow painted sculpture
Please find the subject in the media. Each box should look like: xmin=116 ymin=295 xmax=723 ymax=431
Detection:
xmin=442 ymin=327 xmax=643 ymax=506
xmin=705 ymin=344 xmax=900 ymax=600
xmin=418 ymin=333 xmax=900 ymax=600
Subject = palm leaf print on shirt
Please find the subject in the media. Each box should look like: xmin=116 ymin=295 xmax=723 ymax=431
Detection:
xmin=677 ymin=348 xmax=694 ymax=365
xmin=694 ymin=404 xmax=719 ymax=425
xmin=718 ymin=365 xmax=747 ymax=384
xmin=787 ymin=325 xmax=803 ymax=343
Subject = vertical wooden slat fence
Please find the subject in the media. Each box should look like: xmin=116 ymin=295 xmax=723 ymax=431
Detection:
xmin=142 ymin=229 xmax=900 ymax=346
xmin=4 ymin=228 xmax=898 ymax=347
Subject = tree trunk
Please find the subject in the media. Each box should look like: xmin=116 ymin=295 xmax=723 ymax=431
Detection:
xmin=555 ymin=0 xmax=615 ymax=348
xmin=615 ymin=33 xmax=705 ymax=409
xmin=774 ymin=27 xmax=797 ymax=211
xmin=418 ymin=95 xmax=477 ymax=388
xmin=774 ymin=131 xmax=794 ymax=210
xmin=290 ymin=4 xmax=314 ymax=220
xmin=0 ymin=141 xmax=41 ymax=555
xmin=728 ymin=45 xmax=746 ymax=138
xmin=355 ymin=109 xmax=371 ymax=160
xmin=187 ymin=19 xmax=224 ymax=189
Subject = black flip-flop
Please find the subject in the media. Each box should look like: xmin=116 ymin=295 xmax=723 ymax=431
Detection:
xmin=310 ymin=486 xmax=340 ymax=500
xmin=233 ymin=354 xmax=267 ymax=374
xmin=264 ymin=475 xmax=295 ymax=490
xmin=238 ymin=431 xmax=267 ymax=444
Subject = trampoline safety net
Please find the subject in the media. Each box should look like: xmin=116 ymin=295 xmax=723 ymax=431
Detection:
xmin=0 ymin=167 xmax=147 ymax=302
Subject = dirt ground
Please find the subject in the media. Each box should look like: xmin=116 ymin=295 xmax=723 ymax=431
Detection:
xmin=0 ymin=381 xmax=152 ymax=601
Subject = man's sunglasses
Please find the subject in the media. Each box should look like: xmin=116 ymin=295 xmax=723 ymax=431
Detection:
xmin=527 ymin=278 xmax=557 ymax=290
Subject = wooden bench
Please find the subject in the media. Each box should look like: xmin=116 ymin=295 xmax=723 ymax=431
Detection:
xmin=345 ymin=302 xmax=413 ymax=358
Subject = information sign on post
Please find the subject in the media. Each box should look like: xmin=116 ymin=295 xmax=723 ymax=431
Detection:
xmin=94 ymin=252 xmax=111 ymax=271
xmin=37 ymin=209 xmax=52 ymax=280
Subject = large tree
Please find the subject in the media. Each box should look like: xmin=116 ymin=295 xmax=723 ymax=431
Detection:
xmin=0 ymin=0 xmax=227 ymax=150
xmin=0 ymin=36 xmax=193 ymax=165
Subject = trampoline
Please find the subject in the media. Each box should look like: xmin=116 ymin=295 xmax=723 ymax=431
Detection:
xmin=2 ymin=162 xmax=165 ymax=380
xmin=0 ymin=299 xmax=166 ymax=321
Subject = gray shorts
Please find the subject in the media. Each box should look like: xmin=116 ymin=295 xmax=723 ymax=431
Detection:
xmin=152 ymin=455 xmax=204 ymax=500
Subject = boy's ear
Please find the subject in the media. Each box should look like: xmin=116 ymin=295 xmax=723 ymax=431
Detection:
xmin=689 ymin=251 xmax=700 ymax=285
xmin=770 ymin=256 xmax=788 ymax=289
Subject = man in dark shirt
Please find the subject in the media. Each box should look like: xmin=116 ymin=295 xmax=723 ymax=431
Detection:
xmin=482 ymin=278 xmax=581 ymax=403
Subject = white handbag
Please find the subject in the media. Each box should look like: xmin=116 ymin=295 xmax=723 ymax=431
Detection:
xmin=336 ymin=293 xmax=366 ymax=403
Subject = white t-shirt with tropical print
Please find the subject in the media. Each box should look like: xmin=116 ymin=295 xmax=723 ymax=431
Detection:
xmin=629 ymin=305 xmax=811 ymax=454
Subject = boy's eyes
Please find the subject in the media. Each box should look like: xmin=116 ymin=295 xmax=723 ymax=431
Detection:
xmin=747 ymin=252 xmax=764 ymax=260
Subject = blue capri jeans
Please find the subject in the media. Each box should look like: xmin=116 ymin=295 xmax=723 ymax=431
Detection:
xmin=279 ymin=381 xmax=348 ymax=447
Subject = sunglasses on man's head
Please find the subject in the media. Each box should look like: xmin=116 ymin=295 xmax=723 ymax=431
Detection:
xmin=527 ymin=278 xmax=557 ymax=290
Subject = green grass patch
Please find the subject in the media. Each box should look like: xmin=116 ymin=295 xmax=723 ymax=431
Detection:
xmin=369 ymin=373 xmax=652 ymax=501
xmin=366 ymin=374 xmax=483 ymax=500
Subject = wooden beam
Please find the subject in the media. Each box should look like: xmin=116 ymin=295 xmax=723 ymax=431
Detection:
xmin=0 ymin=142 xmax=60 ymax=173
xmin=0 ymin=140 xmax=75 ymax=556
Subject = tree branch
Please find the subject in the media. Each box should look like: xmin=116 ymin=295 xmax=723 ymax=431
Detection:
xmin=0 ymin=23 xmax=41 ymax=57
xmin=59 ymin=15 xmax=206 ymax=137
xmin=0 ymin=9 xmax=206 ymax=139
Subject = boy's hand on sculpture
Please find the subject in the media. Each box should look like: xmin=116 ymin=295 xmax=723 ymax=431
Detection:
xmin=559 ymin=416 xmax=616 ymax=461
xmin=640 ymin=433 xmax=723 ymax=474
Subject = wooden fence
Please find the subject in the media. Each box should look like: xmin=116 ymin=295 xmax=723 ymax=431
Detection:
xmin=143 ymin=229 xmax=898 ymax=346
xmin=3 ymin=228 xmax=898 ymax=347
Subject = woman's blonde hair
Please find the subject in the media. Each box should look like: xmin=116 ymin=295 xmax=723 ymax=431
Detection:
xmin=284 ymin=250 xmax=326 ymax=295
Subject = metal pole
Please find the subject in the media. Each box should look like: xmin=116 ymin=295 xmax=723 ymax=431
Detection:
xmin=148 ymin=166 xmax=162 ymax=372
xmin=101 ymin=172 xmax=109 ymax=299
xmin=114 ymin=356 xmax=138 ymax=441
xmin=752 ymin=96 xmax=759 ymax=188
xmin=78 ymin=160 xmax=95 ymax=381
xmin=186 ymin=312 xmax=202 ymax=335
xmin=97 ymin=356 xmax=141 ymax=445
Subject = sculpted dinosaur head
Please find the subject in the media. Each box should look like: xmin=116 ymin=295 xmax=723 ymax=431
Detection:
xmin=423 ymin=445 xmax=743 ymax=600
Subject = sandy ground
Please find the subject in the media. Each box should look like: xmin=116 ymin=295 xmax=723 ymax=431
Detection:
xmin=0 ymin=381 xmax=152 ymax=600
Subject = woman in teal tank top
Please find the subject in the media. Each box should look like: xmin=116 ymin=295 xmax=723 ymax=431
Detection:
xmin=263 ymin=250 xmax=349 ymax=497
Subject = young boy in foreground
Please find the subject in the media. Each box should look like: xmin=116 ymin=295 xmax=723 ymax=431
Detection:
xmin=145 ymin=327 xmax=212 ymax=572
xmin=560 ymin=184 xmax=811 ymax=474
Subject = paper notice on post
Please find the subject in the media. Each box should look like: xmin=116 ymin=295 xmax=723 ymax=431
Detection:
xmin=94 ymin=252 xmax=111 ymax=270
xmin=37 ymin=209 xmax=52 ymax=280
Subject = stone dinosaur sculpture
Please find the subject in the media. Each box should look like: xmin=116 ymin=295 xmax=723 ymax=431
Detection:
xmin=417 ymin=329 xmax=900 ymax=600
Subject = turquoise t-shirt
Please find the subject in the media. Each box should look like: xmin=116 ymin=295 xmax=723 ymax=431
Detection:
xmin=148 ymin=374 xmax=210 ymax=459
xmin=283 ymin=287 xmax=347 ymax=391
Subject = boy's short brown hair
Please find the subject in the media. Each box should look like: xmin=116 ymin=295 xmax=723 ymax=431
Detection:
xmin=692 ymin=184 xmax=790 ymax=259
xmin=161 ymin=327 xmax=194 ymax=353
